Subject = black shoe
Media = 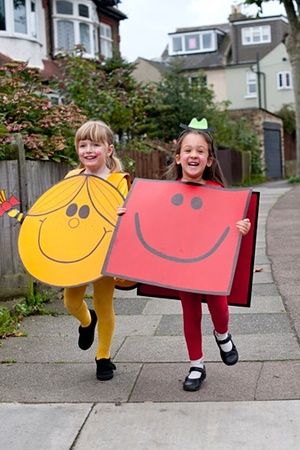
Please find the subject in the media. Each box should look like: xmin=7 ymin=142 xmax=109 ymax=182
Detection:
xmin=183 ymin=366 xmax=206 ymax=392
xmin=214 ymin=332 xmax=238 ymax=366
xmin=96 ymin=358 xmax=116 ymax=381
xmin=78 ymin=309 xmax=97 ymax=350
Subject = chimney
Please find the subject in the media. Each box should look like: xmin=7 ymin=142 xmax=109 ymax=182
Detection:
xmin=228 ymin=3 xmax=247 ymax=22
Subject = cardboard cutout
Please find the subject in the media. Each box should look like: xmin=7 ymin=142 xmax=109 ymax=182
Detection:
xmin=18 ymin=174 xmax=125 ymax=287
xmin=103 ymin=179 xmax=254 ymax=297
xmin=136 ymin=191 xmax=259 ymax=307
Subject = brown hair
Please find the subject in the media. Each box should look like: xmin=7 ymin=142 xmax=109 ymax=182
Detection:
xmin=164 ymin=129 xmax=226 ymax=186
xmin=75 ymin=120 xmax=123 ymax=172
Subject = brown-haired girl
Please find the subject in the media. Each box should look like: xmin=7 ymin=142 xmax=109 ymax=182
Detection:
xmin=167 ymin=119 xmax=251 ymax=391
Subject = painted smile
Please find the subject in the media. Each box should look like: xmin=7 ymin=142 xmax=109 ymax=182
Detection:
xmin=134 ymin=213 xmax=230 ymax=263
xmin=38 ymin=218 xmax=112 ymax=263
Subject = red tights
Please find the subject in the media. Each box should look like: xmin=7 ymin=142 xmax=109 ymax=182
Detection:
xmin=180 ymin=292 xmax=229 ymax=360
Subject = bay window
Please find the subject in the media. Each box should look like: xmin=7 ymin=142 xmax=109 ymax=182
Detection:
xmin=53 ymin=0 xmax=98 ymax=57
xmin=0 ymin=0 xmax=37 ymax=38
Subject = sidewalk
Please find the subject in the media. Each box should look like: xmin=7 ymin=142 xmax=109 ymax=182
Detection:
xmin=0 ymin=182 xmax=300 ymax=450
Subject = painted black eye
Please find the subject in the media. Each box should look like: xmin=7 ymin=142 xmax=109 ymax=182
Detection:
xmin=171 ymin=193 xmax=183 ymax=206
xmin=191 ymin=197 xmax=202 ymax=210
xmin=79 ymin=205 xmax=90 ymax=219
xmin=66 ymin=203 xmax=78 ymax=217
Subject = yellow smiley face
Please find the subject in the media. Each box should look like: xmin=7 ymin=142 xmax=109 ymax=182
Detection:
xmin=18 ymin=175 xmax=125 ymax=287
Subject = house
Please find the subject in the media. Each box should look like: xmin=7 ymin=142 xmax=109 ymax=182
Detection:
xmin=150 ymin=7 xmax=294 ymax=179
xmin=132 ymin=57 xmax=167 ymax=84
xmin=0 ymin=0 xmax=127 ymax=72
xmin=165 ymin=10 xmax=292 ymax=112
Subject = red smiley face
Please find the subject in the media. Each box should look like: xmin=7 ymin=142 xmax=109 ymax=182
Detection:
xmin=104 ymin=179 xmax=251 ymax=295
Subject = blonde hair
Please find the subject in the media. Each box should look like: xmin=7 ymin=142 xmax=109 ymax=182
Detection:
xmin=164 ymin=129 xmax=226 ymax=186
xmin=75 ymin=120 xmax=123 ymax=172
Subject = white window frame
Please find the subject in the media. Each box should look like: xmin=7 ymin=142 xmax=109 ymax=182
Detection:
xmin=100 ymin=22 xmax=113 ymax=59
xmin=169 ymin=30 xmax=217 ymax=55
xmin=53 ymin=0 xmax=99 ymax=58
xmin=0 ymin=0 xmax=38 ymax=40
xmin=245 ymin=71 xmax=257 ymax=98
xmin=277 ymin=71 xmax=292 ymax=90
xmin=242 ymin=25 xmax=271 ymax=45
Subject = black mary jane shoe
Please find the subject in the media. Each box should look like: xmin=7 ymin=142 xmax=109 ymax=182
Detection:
xmin=96 ymin=358 xmax=116 ymax=381
xmin=78 ymin=309 xmax=97 ymax=350
xmin=214 ymin=332 xmax=239 ymax=366
xmin=183 ymin=366 xmax=206 ymax=392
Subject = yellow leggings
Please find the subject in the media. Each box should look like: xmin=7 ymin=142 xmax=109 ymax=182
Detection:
xmin=64 ymin=277 xmax=116 ymax=360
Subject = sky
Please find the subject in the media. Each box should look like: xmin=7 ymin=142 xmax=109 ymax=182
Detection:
xmin=119 ymin=0 xmax=286 ymax=62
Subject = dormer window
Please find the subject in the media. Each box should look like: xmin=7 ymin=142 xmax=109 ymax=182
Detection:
xmin=242 ymin=25 xmax=271 ymax=45
xmin=169 ymin=30 xmax=217 ymax=55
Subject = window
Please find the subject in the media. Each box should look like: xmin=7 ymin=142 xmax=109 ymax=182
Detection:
xmin=80 ymin=22 xmax=90 ymax=53
xmin=185 ymin=34 xmax=200 ymax=51
xmin=188 ymin=74 xmax=207 ymax=88
xmin=0 ymin=0 xmax=5 ymax=31
xmin=57 ymin=20 xmax=74 ymax=51
xmin=246 ymin=71 xmax=257 ymax=97
xmin=100 ymin=22 xmax=113 ymax=58
xmin=56 ymin=1 xmax=73 ymax=15
xmin=0 ymin=0 xmax=38 ymax=37
xmin=54 ymin=0 xmax=97 ymax=57
xmin=14 ymin=0 xmax=27 ymax=34
xmin=173 ymin=36 xmax=182 ymax=52
xmin=30 ymin=0 xmax=37 ymax=38
xmin=277 ymin=71 xmax=292 ymax=89
xmin=170 ymin=30 xmax=216 ymax=55
xmin=79 ymin=3 xmax=89 ymax=18
xmin=242 ymin=25 xmax=271 ymax=45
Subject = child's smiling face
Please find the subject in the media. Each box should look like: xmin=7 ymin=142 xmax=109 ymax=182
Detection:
xmin=176 ymin=133 xmax=212 ymax=183
xmin=77 ymin=139 xmax=112 ymax=173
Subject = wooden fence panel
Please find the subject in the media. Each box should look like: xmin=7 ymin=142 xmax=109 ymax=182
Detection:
xmin=0 ymin=160 xmax=71 ymax=298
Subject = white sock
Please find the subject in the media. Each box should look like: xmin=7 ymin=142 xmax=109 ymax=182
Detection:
xmin=188 ymin=358 xmax=205 ymax=379
xmin=215 ymin=331 xmax=233 ymax=352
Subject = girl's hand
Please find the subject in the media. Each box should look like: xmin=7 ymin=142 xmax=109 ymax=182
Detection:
xmin=236 ymin=218 xmax=251 ymax=235
xmin=117 ymin=207 xmax=127 ymax=216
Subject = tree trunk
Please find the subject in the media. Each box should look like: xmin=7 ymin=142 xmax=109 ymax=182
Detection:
xmin=285 ymin=32 xmax=300 ymax=176
xmin=282 ymin=0 xmax=300 ymax=176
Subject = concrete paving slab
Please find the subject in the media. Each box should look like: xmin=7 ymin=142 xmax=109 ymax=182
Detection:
xmin=115 ymin=315 xmax=161 ymax=336
xmin=252 ymin=283 xmax=279 ymax=296
xmin=143 ymin=298 xmax=182 ymax=315
xmin=252 ymin=271 xmax=274 ymax=284
xmin=254 ymin=255 xmax=270 ymax=264
xmin=0 ymin=335 xmax=125 ymax=363
xmin=237 ymin=333 xmax=300 ymax=361
xmin=123 ymin=293 xmax=284 ymax=316
xmin=130 ymin=362 xmax=261 ymax=402
xmin=155 ymin=313 xmax=292 ymax=336
xmin=114 ymin=333 xmax=300 ymax=363
xmin=17 ymin=314 xmax=79 ymax=337
xmin=230 ymin=295 xmax=285 ymax=314
xmin=256 ymin=361 xmax=300 ymax=400
xmin=0 ymin=403 xmax=91 ymax=450
xmin=74 ymin=401 xmax=300 ymax=450
xmin=0 ymin=362 xmax=141 ymax=403
xmin=114 ymin=297 xmax=148 ymax=314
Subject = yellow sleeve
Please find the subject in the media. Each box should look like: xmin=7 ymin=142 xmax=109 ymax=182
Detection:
xmin=117 ymin=177 xmax=129 ymax=198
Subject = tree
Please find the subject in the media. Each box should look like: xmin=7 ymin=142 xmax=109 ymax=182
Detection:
xmin=0 ymin=61 xmax=86 ymax=163
xmin=244 ymin=0 xmax=300 ymax=175
xmin=53 ymin=53 xmax=155 ymax=143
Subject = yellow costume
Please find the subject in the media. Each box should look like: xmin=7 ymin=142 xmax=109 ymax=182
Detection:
xmin=63 ymin=168 xmax=130 ymax=361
